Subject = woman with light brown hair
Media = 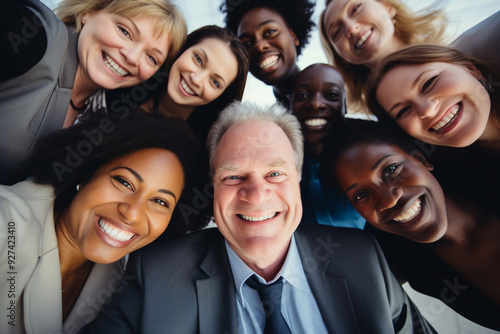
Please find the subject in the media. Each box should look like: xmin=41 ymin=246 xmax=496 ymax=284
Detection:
xmin=319 ymin=0 xmax=447 ymax=114
xmin=366 ymin=44 xmax=500 ymax=150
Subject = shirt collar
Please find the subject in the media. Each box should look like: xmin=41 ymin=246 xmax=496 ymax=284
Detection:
xmin=225 ymin=235 xmax=311 ymax=306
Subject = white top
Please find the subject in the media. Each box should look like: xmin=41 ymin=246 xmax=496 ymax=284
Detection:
xmin=0 ymin=181 xmax=124 ymax=334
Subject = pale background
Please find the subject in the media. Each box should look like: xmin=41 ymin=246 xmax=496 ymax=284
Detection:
xmin=41 ymin=0 xmax=500 ymax=107
xmin=41 ymin=0 xmax=500 ymax=332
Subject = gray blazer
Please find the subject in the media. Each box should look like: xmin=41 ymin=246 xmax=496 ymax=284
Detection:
xmin=83 ymin=225 xmax=434 ymax=333
xmin=0 ymin=0 xmax=78 ymax=184
xmin=0 ymin=181 xmax=125 ymax=334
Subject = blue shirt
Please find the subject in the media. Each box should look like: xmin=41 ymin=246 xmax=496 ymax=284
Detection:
xmin=301 ymin=156 xmax=365 ymax=229
xmin=226 ymin=236 xmax=328 ymax=334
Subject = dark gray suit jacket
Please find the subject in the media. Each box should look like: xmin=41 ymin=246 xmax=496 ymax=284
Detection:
xmin=83 ymin=225 xmax=434 ymax=333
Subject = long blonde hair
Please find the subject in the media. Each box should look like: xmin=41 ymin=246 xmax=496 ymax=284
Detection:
xmin=319 ymin=0 xmax=447 ymax=114
xmin=55 ymin=0 xmax=186 ymax=68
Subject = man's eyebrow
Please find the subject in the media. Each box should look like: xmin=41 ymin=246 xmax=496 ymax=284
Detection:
xmin=214 ymin=159 xmax=290 ymax=175
xmin=268 ymin=159 xmax=288 ymax=168
xmin=214 ymin=164 xmax=238 ymax=176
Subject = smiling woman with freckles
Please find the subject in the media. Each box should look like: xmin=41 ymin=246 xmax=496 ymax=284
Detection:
xmin=0 ymin=0 xmax=186 ymax=185
xmin=321 ymin=119 xmax=500 ymax=330
xmin=0 ymin=112 xmax=211 ymax=334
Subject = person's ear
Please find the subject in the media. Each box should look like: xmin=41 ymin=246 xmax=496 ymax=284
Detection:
xmin=411 ymin=150 xmax=434 ymax=171
xmin=81 ymin=11 xmax=93 ymax=26
xmin=289 ymin=29 xmax=299 ymax=47
xmin=382 ymin=2 xmax=397 ymax=20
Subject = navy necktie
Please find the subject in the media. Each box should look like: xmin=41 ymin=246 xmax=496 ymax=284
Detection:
xmin=246 ymin=275 xmax=292 ymax=334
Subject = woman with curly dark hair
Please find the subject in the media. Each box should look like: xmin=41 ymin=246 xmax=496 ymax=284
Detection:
xmin=0 ymin=112 xmax=212 ymax=333
xmin=220 ymin=0 xmax=315 ymax=106
xmin=321 ymin=119 xmax=500 ymax=331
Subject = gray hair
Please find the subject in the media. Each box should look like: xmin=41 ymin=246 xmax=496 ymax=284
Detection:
xmin=207 ymin=101 xmax=304 ymax=178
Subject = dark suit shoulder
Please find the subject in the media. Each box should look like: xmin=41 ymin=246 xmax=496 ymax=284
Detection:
xmin=297 ymin=223 xmax=376 ymax=248
xmin=295 ymin=224 xmax=386 ymax=275
xmin=130 ymin=228 xmax=224 ymax=277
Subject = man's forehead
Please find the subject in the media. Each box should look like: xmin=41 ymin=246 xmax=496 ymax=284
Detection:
xmin=214 ymin=121 xmax=296 ymax=173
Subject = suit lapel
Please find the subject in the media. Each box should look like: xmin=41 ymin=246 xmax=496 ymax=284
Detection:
xmin=197 ymin=236 xmax=238 ymax=334
xmin=295 ymin=230 xmax=361 ymax=334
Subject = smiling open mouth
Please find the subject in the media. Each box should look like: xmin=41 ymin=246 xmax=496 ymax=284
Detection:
xmin=98 ymin=218 xmax=135 ymax=241
xmin=103 ymin=53 xmax=128 ymax=77
xmin=304 ymin=118 xmax=328 ymax=127
xmin=239 ymin=213 xmax=277 ymax=222
xmin=431 ymin=103 xmax=461 ymax=131
xmin=259 ymin=55 xmax=279 ymax=69
xmin=181 ymin=77 xmax=196 ymax=95
xmin=393 ymin=197 xmax=421 ymax=223
xmin=355 ymin=29 xmax=372 ymax=50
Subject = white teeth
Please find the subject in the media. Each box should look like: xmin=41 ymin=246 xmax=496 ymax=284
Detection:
xmin=259 ymin=55 xmax=279 ymax=69
xmin=393 ymin=198 xmax=421 ymax=223
xmin=104 ymin=54 xmax=128 ymax=77
xmin=181 ymin=78 xmax=196 ymax=95
xmin=432 ymin=104 xmax=460 ymax=131
xmin=355 ymin=29 xmax=372 ymax=49
xmin=240 ymin=213 xmax=277 ymax=222
xmin=98 ymin=218 xmax=135 ymax=241
xmin=305 ymin=118 xmax=327 ymax=127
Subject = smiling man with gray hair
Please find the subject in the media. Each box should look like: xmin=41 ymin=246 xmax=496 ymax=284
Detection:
xmin=83 ymin=101 xmax=433 ymax=333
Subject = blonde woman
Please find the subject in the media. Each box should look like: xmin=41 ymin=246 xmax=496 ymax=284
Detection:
xmin=319 ymin=0 xmax=447 ymax=114
xmin=0 ymin=0 xmax=186 ymax=185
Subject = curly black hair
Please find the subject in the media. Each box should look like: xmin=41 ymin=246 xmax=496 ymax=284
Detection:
xmin=320 ymin=118 xmax=424 ymax=191
xmin=28 ymin=111 xmax=213 ymax=236
xmin=220 ymin=0 xmax=316 ymax=56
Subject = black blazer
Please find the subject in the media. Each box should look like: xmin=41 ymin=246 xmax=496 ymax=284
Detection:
xmin=83 ymin=224 xmax=434 ymax=333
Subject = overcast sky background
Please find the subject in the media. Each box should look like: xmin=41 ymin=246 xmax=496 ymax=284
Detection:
xmin=42 ymin=0 xmax=500 ymax=105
